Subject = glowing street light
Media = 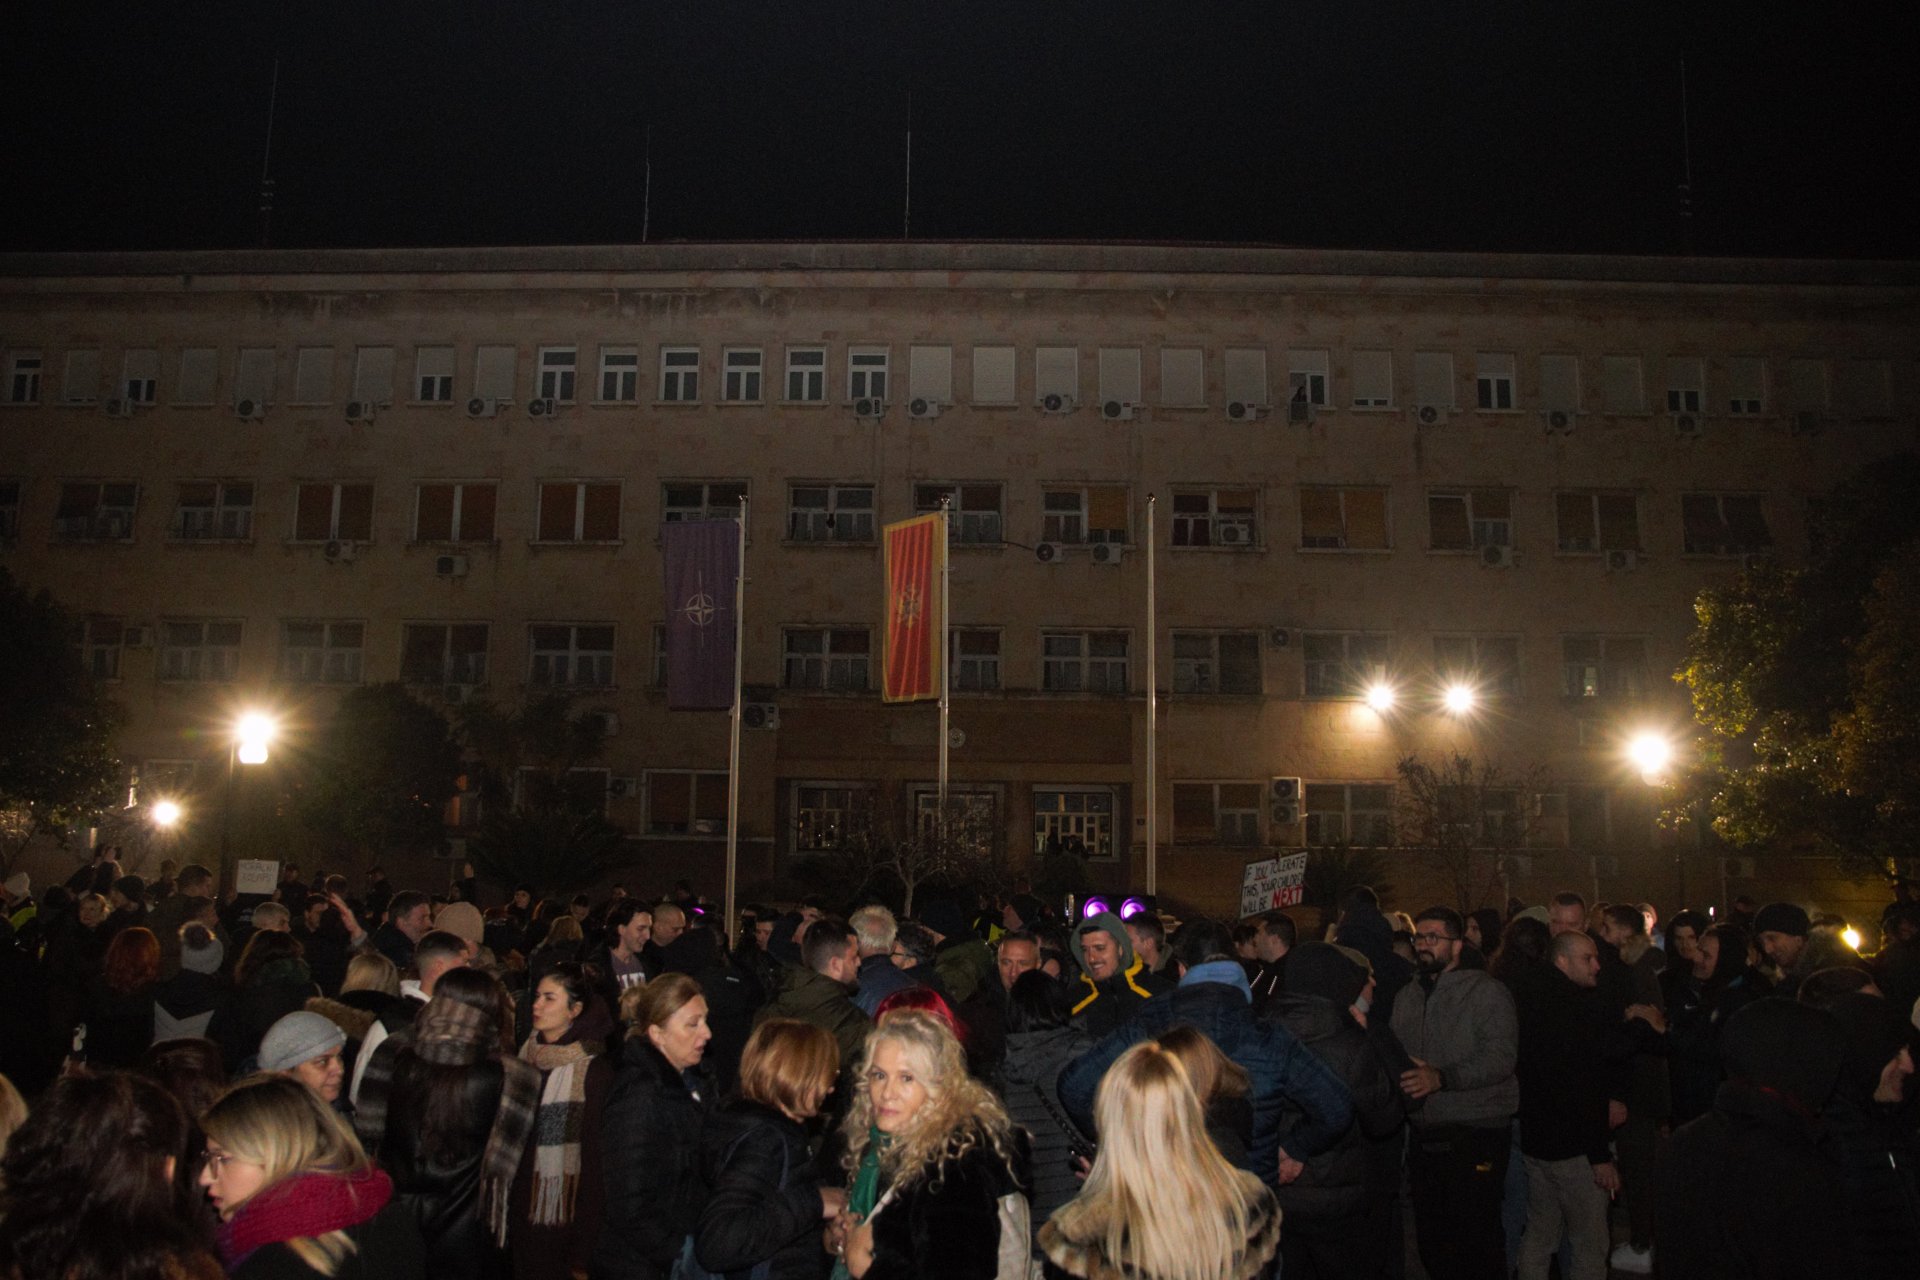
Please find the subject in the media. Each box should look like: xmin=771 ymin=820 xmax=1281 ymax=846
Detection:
xmin=151 ymin=799 xmax=182 ymax=828
xmin=235 ymin=712 xmax=277 ymax=765
xmin=1365 ymin=682 xmax=1398 ymax=713
xmin=1627 ymin=732 xmax=1674 ymax=781
xmin=1442 ymin=683 xmax=1477 ymax=715
xmin=1842 ymin=926 xmax=1863 ymax=952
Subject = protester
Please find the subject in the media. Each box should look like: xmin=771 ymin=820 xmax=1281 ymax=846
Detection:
xmin=83 ymin=924 xmax=162 ymax=1067
xmin=1667 ymin=921 xmax=1764 ymax=1125
xmin=156 ymin=923 xmax=230 ymax=1042
xmin=1066 ymin=909 xmax=1167 ymax=1035
xmin=1817 ymin=991 xmax=1920 ymax=1278
xmin=851 ymin=904 xmax=919 ymax=1016
xmin=259 ymin=1011 xmax=350 ymax=1109
xmin=998 ymin=970 xmax=1095 ymax=1232
xmin=756 ymin=916 xmax=872 ymax=1073
xmin=210 ymin=930 xmax=321 ymax=1075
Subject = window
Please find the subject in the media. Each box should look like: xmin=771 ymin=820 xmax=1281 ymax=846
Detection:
xmin=1299 ymin=487 xmax=1390 ymax=550
xmin=414 ymin=482 xmax=498 ymax=542
xmin=1433 ymin=635 xmax=1522 ymax=696
xmin=1035 ymin=346 xmax=1079 ymax=404
xmin=783 ymin=627 xmax=870 ymax=691
xmin=1351 ymin=350 xmax=1392 ymax=408
xmin=72 ymin=618 xmax=124 ymax=680
xmin=530 ymin=623 xmax=616 ymax=688
xmin=1170 ymin=489 xmax=1256 ymax=548
xmin=1033 ymin=787 xmax=1118 ymax=860
xmin=473 ymin=345 xmax=516 ymax=401
xmin=646 ymin=770 xmax=730 ymax=836
xmin=1289 ymin=348 xmax=1330 ymax=407
xmin=909 ymin=345 xmax=954 ymax=406
xmin=1224 ymin=348 xmax=1268 ymax=409
xmin=0 ymin=481 xmax=19 ymax=539
xmin=401 ymin=623 xmax=489 ymax=686
xmin=177 ymin=348 xmax=219 ymax=403
xmin=62 ymin=350 xmax=100 ymax=404
xmin=1172 ymin=632 xmax=1262 ymax=694
xmin=663 ymin=480 xmax=748 ymax=523
xmin=972 ymin=346 xmax=1016 ymax=405
xmin=599 ymin=347 xmax=639 ymax=402
xmin=54 ymin=481 xmax=138 ymax=541
xmin=1727 ymin=357 xmax=1766 ymax=416
xmin=659 ymin=347 xmax=700 ymax=402
xmin=1665 ymin=357 xmax=1704 ymax=413
xmin=1681 ymin=493 xmax=1772 ymax=556
xmin=1173 ymin=782 xmax=1263 ymax=845
xmin=1787 ymin=358 xmax=1829 ymax=411
xmin=952 ymin=629 xmax=1001 ymax=692
xmin=652 ymin=624 xmax=669 ymax=688
xmin=1041 ymin=484 xmax=1128 ymax=545
xmin=352 ymin=347 xmax=395 ymax=405
xmin=722 ymin=348 xmax=763 ymax=401
xmin=1412 ymin=351 xmax=1455 ymax=408
xmin=122 ymin=349 xmax=159 ymax=404
xmin=234 ymin=348 xmax=276 ymax=407
xmin=158 ymin=620 xmax=242 ymax=682
xmin=292 ymin=347 xmax=333 ymax=403
xmin=293 ymin=482 xmax=374 ymax=542
xmin=1302 ymin=631 xmax=1392 ymax=698
xmin=1839 ymin=360 xmax=1894 ymax=416
xmin=171 ymin=481 xmax=253 ymax=540
xmin=787 ymin=484 xmax=875 ymax=543
xmin=1160 ymin=348 xmax=1205 ymax=408
xmin=6 ymin=351 xmax=42 ymax=404
xmin=1305 ymin=783 xmax=1394 ymax=846
xmin=280 ymin=621 xmax=364 ymax=684
xmin=1475 ymin=353 xmax=1516 ymax=411
xmin=914 ymin=483 xmax=1003 ymax=545
xmin=848 ymin=346 xmax=888 ymax=401
xmin=785 ymin=347 xmax=826 ymax=402
xmin=535 ymin=481 xmax=620 ymax=542
xmin=1539 ymin=353 xmax=1580 ymax=412
xmin=1600 ymin=355 xmax=1644 ymax=413
xmin=1096 ymin=347 xmax=1141 ymax=405
xmin=415 ymin=346 xmax=455 ymax=402
xmin=914 ymin=788 xmax=999 ymax=845
xmin=1427 ymin=488 xmax=1512 ymax=550
xmin=1561 ymin=635 xmax=1649 ymax=700
xmin=1554 ymin=492 xmax=1641 ymax=553
xmin=795 ymin=784 xmax=872 ymax=852
xmin=537 ymin=347 xmax=577 ymax=402
xmin=1041 ymin=631 xmax=1128 ymax=694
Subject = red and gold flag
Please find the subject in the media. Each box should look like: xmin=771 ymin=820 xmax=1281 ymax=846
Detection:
xmin=882 ymin=513 xmax=945 ymax=702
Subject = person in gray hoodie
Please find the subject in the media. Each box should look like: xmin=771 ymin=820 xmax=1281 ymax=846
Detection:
xmin=1066 ymin=910 xmax=1169 ymax=1038
xmin=1389 ymin=905 xmax=1520 ymax=1280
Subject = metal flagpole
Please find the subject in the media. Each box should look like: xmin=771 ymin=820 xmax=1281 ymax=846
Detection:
xmin=724 ymin=496 xmax=746 ymax=940
xmin=938 ymin=498 xmax=951 ymax=847
xmin=1145 ymin=494 xmax=1158 ymax=896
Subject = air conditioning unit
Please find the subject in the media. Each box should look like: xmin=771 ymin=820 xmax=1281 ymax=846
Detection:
xmin=1034 ymin=541 xmax=1065 ymax=564
xmin=1227 ymin=400 xmax=1268 ymax=422
xmin=1722 ymin=856 xmax=1757 ymax=880
xmin=104 ymin=397 xmax=136 ymax=418
xmin=443 ymin=683 xmax=475 ymax=705
xmin=607 ymin=775 xmax=639 ymax=799
xmin=1217 ymin=523 xmax=1251 ymax=546
xmin=1543 ymin=409 xmax=1576 ymax=435
xmin=466 ymin=397 xmax=500 ymax=419
xmin=742 ymin=702 xmax=780 ymax=731
xmin=1089 ymin=542 xmax=1124 ymax=565
xmin=1100 ymin=400 xmax=1136 ymax=421
xmin=322 ymin=540 xmax=356 ymax=564
xmin=853 ymin=396 xmax=886 ymax=419
xmin=1480 ymin=544 xmax=1517 ymax=569
xmin=234 ymin=399 xmax=266 ymax=421
xmin=345 ymin=401 xmax=377 ymax=423
xmin=908 ymin=397 xmax=941 ymax=419
xmin=1267 ymin=627 xmax=1291 ymax=649
xmin=1412 ymin=403 xmax=1447 ymax=427
xmin=1604 ymin=549 xmax=1639 ymax=572
xmin=1672 ymin=412 xmax=1701 ymax=439
xmin=528 ymin=397 xmax=558 ymax=417
xmin=122 ymin=624 xmax=152 ymax=649
xmin=1269 ymin=776 xmax=1304 ymax=825
xmin=1039 ymin=393 xmax=1076 ymax=414
xmin=1790 ymin=410 xmax=1825 ymax=437
xmin=434 ymin=554 xmax=469 ymax=578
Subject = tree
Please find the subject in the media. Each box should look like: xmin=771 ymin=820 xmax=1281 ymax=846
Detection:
xmin=291 ymin=683 xmax=461 ymax=866
xmin=1395 ymin=752 xmax=1550 ymax=914
xmin=1302 ymin=845 xmax=1395 ymax=929
xmin=1675 ymin=453 xmax=1920 ymax=878
xmin=0 ymin=570 xmax=123 ymax=878
xmin=813 ymin=787 xmax=1003 ymax=917
xmin=457 ymin=692 xmax=625 ymax=893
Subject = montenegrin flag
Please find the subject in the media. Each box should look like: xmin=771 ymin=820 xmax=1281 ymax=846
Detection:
xmin=882 ymin=512 xmax=945 ymax=703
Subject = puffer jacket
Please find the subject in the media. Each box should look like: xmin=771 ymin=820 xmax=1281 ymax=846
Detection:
xmin=999 ymin=1024 xmax=1095 ymax=1228
xmin=752 ymin=963 xmax=870 ymax=1072
xmin=590 ymin=1038 xmax=711 ymax=1280
xmin=693 ymin=1100 xmax=828 ymax=1280
xmin=1065 ymin=911 xmax=1170 ymax=1038
xmin=863 ymin=1126 xmax=1029 ymax=1280
xmin=1262 ymin=991 xmax=1405 ymax=1221
xmin=1387 ymin=966 xmax=1518 ymax=1130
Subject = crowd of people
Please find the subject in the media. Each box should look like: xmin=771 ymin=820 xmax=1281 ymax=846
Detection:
xmin=1 ymin=853 xmax=1918 ymax=1280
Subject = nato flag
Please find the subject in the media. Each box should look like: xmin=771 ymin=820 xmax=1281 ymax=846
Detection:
xmin=663 ymin=518 xmax=739 ymax=709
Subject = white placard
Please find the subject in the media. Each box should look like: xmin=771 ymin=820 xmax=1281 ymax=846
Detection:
xmin=1240 ymin=852 xmax=1309 ymax=917
xmin=234 ymin=859 xmax=280 ymax=896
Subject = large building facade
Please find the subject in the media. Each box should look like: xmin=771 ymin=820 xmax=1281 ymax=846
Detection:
xmin=3 ymin=243 xmax=1916 ymax=919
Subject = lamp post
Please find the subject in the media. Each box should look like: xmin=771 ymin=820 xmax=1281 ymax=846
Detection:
xmin=1626 ymin=731 xmax=1680 ymax=904
xmin=221 ymin=712 xmax=277 ymax=893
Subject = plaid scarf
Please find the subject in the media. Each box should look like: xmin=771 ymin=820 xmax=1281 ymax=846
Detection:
xmin=354 ymin=996 xmax=540 ymax=1247
xmin=520 ymin=1034 xmax=593 ymax=1225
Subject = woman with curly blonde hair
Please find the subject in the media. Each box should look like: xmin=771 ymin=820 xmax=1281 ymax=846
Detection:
xmin=832 ymin=1010 xmax=1028 ymax=1280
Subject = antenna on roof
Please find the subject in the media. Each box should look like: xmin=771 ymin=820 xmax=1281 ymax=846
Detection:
xmin=258 ymin=57 xmax=281 ymax=248
xmin=903 ymin=91 xmax=913 ymax=240
xmin=1677 ymin=58 xmax=1695 ymax=254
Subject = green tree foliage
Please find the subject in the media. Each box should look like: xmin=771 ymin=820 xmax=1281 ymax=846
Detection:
xmin=291 ymin=683 xmax=461 ymax=865
xmin=0 ymin=570 xmax=122 ymax=875
xmin=1676 ymin=454 xmax=1920 ymax=875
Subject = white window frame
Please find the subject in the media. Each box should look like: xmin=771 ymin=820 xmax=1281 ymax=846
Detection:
xmin=1432 ymin=634 xmax=1523 ymax=697
xmin=908 ymin=345 xmax=955 ymax=406
xmin=1427 ymin=488 xmax=1513 ymax=551
xmin=1665 ymin=357 xmax=1705 ymax=414
xmin=291 ymin=347 xmax=333 ymax=405
xmin=234 ymin=348 xmax=276 ymax=408
xmin=280 ymin=620 xmax=365 ymax=685
xmin=6 ymin=351 xmax=43 ymax=404
xmin=292 ymin=482 xmax=374 ymax=543
xmin=471 ymin=345 xmax=517 ymax=402
xmin=1041 ymin=630 xmax=1129 ymax=695
xmin=538 ymin=346 xmax=578 ymax=402
xmin=414 ymin=346 xmax=456 ymax=402
xmin=1681 ymin=492 xmax=1773 ymax=556
xmin=157 ymin=619 xmax=243 ymax=683
xmin=61 ymin=349 xmax=101 ymax=404
xmin=1304 ymin=783 xmax=1395 ymax=847
xmin=914 ymin=482 xmax=1003 ymax=545
xmin=1034 ymin=346 xmax=1079 ymax=404
xmin=1412 ymin=351 xmax=1456 ymax=408
xmin=535 ymin=481 xmax=622 ymax=543
xmin=1475 ymin=353 xmax=1516 ymax=411
xmin=122 ymin=349 xmax=160 ymax=404
xmin=1040 ymin=483 xmax=1128 ymax=545
xmin=644 ymin=769 xmax=731 ymax=838
xmin=413 ymin=481 xmax=498 ymax=543
xmin=598 ymin=347 xmax=639 ymax=402
xmin=784 ymin=346 xmax=827 ymax=402
xmin=971 ymin=345 xmax=1017 ymax=405
xmin=1726 ymin=356 xmax=1767 ymax=416
xmin=171 ymin=480 xmax=254 ymax=541
xmin=662 ymin=480 xmax=749 ymax=524
xmin=351 ymin=346 xmax=395 ymax=406
xmin=722 ymin=347 xmax=764 ymax=402
xmin=782 ymin=626 xmax=871 ymax=692
xmin=1288 ymin=348 xmax=1330 ymax=407
xmin=1159 ymin=347 xmax=1206 ymax=408
xmin=1351 ymin=349 xmax=1393 ymax=408
xmin=54 ymin=480 xmax=138 ymax=541
xmin=1554 ymin=491 xmax=1641 ymax=554
xmin=1096 ymin=347 xmax=1142 ymax=406
xmin=786 ymin=483 xmax=876 ymax=544
xmin=793 ymin=781 xmax=875 ymax=852
xmin=1298 ymin=486 xmax=1392 ymax=551
xmin=1173 ymin=781 xmax=1263 ymax=846
xmin=74 ymin=617 xmax=124 ymax=681
xmin=951 ymin=628 xmax=1002 ymax=693
xmin=1171 ymin=630 xmax=1262 ymax=695
xmin=847 ymin=346 xmax=889 ymax=402
xmin=1302 ymin=631 xmax=1392 ymax=699
xmin=528 ymin=623 xmax=616 ymax=689
xmin=400 ymin=622 xmax=489 ymax=686
xmin=660 ymin=347 xmax=701 ymax=402
xmin=1561 ymin=635 xmax=1650 ymax=701
xmin=1033 ymin=785 xmax=1120 ymax=861
xmin=1169 ymin=488 xmax=1257 ymax=549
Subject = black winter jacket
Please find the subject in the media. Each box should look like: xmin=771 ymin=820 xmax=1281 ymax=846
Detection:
xmin=693 ymin=1101 xmax=828 ymax=1280
xmin=864 ymin=1129 xmax=1027 ymax=1280
xmin=1262 ymin=991 xmax=1405 ymax=1221
xmin=1510 ymin=966 xmax=1613 ymax=1165
xmin=230 ymin=1202 xmax=426 ymax=1280
xmin=371 ymin=1055 xmax=512 ymax=1280
xmin=590 ymin=1038 xmax=711 ymax=1280
xmin=999 ymin=1024 xmax=1096 ymax=1228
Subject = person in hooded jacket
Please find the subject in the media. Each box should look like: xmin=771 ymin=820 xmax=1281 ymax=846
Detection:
xmin=1065 ymin=910 xmax=1168 ymax=1037
xmin=919 ymin=897 xmax=997 ymax=1006
xmin=657 ymin=915 xmax=758 ymax=1092
xmin=1667 ymin=921 xmax=1768 ymax=1126
xmin=1327 ymin=887 xmax=1416 ymax=1024
xmin=1816 ymin=991 xmax=1920 ymax=1280
xmin=1262 ymin=941 xmax=1406 ymax=1280
xmin=154 ymin=923 xmax=230 ymax=1042
xmin=998 ymin=970 xmax=1096 ymax=1236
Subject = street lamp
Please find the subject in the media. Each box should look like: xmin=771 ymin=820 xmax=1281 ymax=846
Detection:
xmin=1442 ymin=683 xmax=1477 ymax=715
xmin=1627 ymin=731 xmax=1674 ymax=783
xmin=1365 ymin=681 xmax=1398 ymax=713
xmin=222 ymin=710 xmax=278 ymax=890
xmin=151 ymin=799 xmax=183 ymax=829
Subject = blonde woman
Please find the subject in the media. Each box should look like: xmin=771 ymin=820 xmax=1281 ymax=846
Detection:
xmin=834 ymin=1009 xmax=1027 ymax=1280
xmin=199 ymin=1073 xmax=424 ymax=1278
xmin=1040 ymin=1039 xmax=1280 ymax=1280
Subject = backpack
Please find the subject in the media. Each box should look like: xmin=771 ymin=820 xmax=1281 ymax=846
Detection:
xmin=670 ymin=1124 xmax=792 ymax=1280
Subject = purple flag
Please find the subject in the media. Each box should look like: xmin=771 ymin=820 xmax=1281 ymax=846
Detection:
xmin=663 ymin=519 xmax=739 ymax=710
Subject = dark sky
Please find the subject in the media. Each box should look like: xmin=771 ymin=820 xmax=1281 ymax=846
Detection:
xmin=7 ymin=1 xmax=1916 ymax=258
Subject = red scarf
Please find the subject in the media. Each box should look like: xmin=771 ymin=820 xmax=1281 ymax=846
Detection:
xmin=217 ymin=1167 xmax=394 ymax=1267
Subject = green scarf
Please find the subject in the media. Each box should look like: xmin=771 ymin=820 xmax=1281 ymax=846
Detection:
xmin=831 ymin=1128 xmax=890 ymax=1280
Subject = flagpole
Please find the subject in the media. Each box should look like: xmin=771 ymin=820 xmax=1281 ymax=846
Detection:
xmin=1145 ymin=493 xmax=1158 ymax=897
xmin=724 ymin=496 xmax=746 ymax=941
xmin=938 ymin=497 xmax=951 ymax=850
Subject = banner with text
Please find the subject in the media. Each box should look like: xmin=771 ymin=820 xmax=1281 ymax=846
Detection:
xmin=1240 ymin=852 xmax=1309 ymax=917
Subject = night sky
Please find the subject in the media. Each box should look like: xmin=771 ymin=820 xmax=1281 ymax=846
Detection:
xmin=6 ymin=1 xmax=1917 ymax=258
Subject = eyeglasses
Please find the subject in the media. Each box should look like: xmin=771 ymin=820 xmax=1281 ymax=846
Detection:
xmin=202 ymin=1150 xmax=255 ymax=1173
xmin=1413 ymin=931 xmax=1458 ymax=944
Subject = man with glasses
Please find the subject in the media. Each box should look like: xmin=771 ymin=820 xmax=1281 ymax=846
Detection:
xmin=1389 ymin=905 xmax=1520 ymax=1280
